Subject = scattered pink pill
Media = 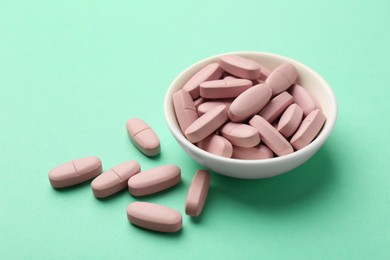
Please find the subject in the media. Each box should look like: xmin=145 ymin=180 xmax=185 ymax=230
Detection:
xmin=48 ymin=156 xmax=102 ymax=188
xmin=249 ymin=115 xmax=294 ymax=156
xmin=126 ymin=118 xmax=160 ymax=156
xmin=220 ymin=122 xmax=260 ymax=148
xmin=290 ymin=109 xmax=326 ymax=150
xmin=258 ymin=91 xmax=294 ymax=123
xmin=173 ymin=89 xmax=199 ymax=133
xmin=228 ymin=84 xmax=272 ymax=122
xmin=197 ymin=134 xmax=233 ymax=158
xmin=197 ymin=99 xmax=233 ymax=116
xmin=185 ymin=170 xmax=211 ymax=217
xmin=277 ymin=103 xmax=304 ymax=138
xmin=91 ymin=161 xmax=141 ymax=198
xmin=220 ymin=54 xmax=261 ymax=79
xmin=232 ymin=144 xmax=273 ymax=160
xmin=266 ymin=63 xmax=298 ymax=95
xmin=199 ymin=78 xmax=252 ymax=99
xmin=185 ymin=105 xmax=228 ymax=143
xmin=289 ymin=84 xmax=315 ymax=116
xmin=127 ymin=202 xmax=182 ymax=233
xmin=128 ymin=165 xmax=181 ymax=196
xmin=182 ymin=63 xmax=223 ymax=99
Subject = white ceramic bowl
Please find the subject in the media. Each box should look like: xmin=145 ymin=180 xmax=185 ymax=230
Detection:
xmin=164 ymin=51 xmax=337 ymax=179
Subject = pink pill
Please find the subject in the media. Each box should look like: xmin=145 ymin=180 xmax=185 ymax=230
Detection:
xmin=220 ymin=54 xmax=261 ymax=79
xmin=185 ymin=105 xmax=228 ymax=143
xmin=197 ymin=99 xmax=233 ymax=116
xmin=126 ymin=118 xmax=160 ymax=156
xmin=232 ymin=144 xmax=273 ymax=160
xmin=223 ymin=76 xmax=238 ymax=81
xmin=48 ymin=156 xmax=102 ymax=188
xmin=182 ymin=63 xmax=223 ymax=99
xmin=290 ymin=109 xmax=326 ymax=150
xmin=128 ymin=165 xmax=181 ymax=196
xmin=266 ymin=63 xmax=298 ymax=95
xmin=185 ymin=170 xmax=211 ymax=217
xmin=258 ymin=91 xmax=294 ymax=123
xmin=197 ymin=134 xmax=233 ymax=158
xmin=91 ymin=161 xmax=141 ymax=198
xmin=200 ymin=78 xmax=252 ymax=99
xmin=228 ymin=84 xmax=272 ymax=122
xmin=127 ymin=202 xmax=182 ymax=233
xmin=289 ymin=84 xmax=315 ymax=116
xmin=249 ymin=115 xmax=294 ymax=156
xmin=220 ymin=122 xmax=260 ymax=147
xmin=220 ymin=55 xmax=260 ymax=79
xmin=258 ymin=64 xmax=271 ymax=81
xmin=193 ymin=97 xmax=206 ymax=109
xmin=173 ymin=89 xmax=199 ymax=132
xmin=277 ymin=103 xmax=304 ymax=138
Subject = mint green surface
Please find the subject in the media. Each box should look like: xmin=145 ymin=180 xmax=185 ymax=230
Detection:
xmin=1 ymin=1 xmax=389 ymax=259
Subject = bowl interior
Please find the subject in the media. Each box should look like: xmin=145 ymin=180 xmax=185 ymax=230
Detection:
xmin=164 ymin=51 xmax=337 ymax=178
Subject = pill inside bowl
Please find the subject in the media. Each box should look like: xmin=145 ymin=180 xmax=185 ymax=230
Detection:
xmin=172 ymin=54 xmax=326 ymax=160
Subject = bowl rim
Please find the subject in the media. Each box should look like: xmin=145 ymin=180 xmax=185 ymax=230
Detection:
xmin=164 ymin=51 xmax=338 ymax=166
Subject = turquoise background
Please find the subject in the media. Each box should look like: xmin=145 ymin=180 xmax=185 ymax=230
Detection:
xmin=1 ymin=1 xmax=389 ymax=259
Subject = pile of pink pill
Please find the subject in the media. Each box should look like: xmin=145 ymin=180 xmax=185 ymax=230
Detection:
xmin=48 ymin=118 xmax=210 ymax=233
xmin=48 ymin=54 xmax=327 ymax=233
xmin=173 ymin=54 xmax=326 ymax=159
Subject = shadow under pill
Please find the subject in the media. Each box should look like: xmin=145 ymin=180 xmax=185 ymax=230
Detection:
xmin=127 ymin=222 xmax=184 ymax=238
xmin=50 ymin=180 xmax=93 ymax=193
xmin=94 ymin=188 xmax=129 ymax=202
xmin=147 ymin=152 xmax=162 ymax=160
xmin=209 ymin=144 xmax=339 ymax=213
xmin=130 ymin=181 xmax=185 ymax=201
xmin=189 ymin=211 xmax=207 ymax=224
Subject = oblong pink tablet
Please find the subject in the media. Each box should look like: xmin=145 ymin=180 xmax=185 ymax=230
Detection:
xmin=258 ymin=91 xmax=294 ymax=123
xmin=193 ymin=97 xmax=206 ymax=109
xmin=127 ymin=202 xmax=182 ymax=233
xmin=219 ymin=55 xmax=261 ymax=79
xmin=91 ymin=161 xmax=141 ymax=198
xmin=228 ymin=84 xmax=272 ymax=122
xmin=258 ymin=64 xmax=271 ymax=81
xmin=126 ymin=118 xmax=160 ymax=156
xmin=220 ymin=122 xmax=260 ymax=147
xmin=249 ymin=115 xmax=294 ymax=156
xmin=290 ymin=84 xmax=315 ymax=116
xmin=173 ymin=89 xmax=199 ymax=132
xmin=182 ymin=63 xmax=223 ymax=99
xmin=223 ymin=76 xmax=237 ymax=81
xmin=197 ymin=99 xmax=233 ymax=116
xmin=290 ymin=109 xmax=326 ymax=150
xmin=48 ymin=157 xmax=102 ymax=188
xmin=199 ymin=79 xmax=252 ymax=99
xmin=197 ymin=134 xmax=233 ymax=158
xmin=185 ymin=105 xmax=228 ymax=143
xmin=185 ymin=170 xmax=211 ymax=217
xmin=277 ymin=103 xmax=303 ymax=138
xmin=265 ymin=63 xmax=298 ymax=95
xmin=128 ymin=165 xmax=181 ymax=196
xmin=232 ymin=144 xmax=273 ymax=160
